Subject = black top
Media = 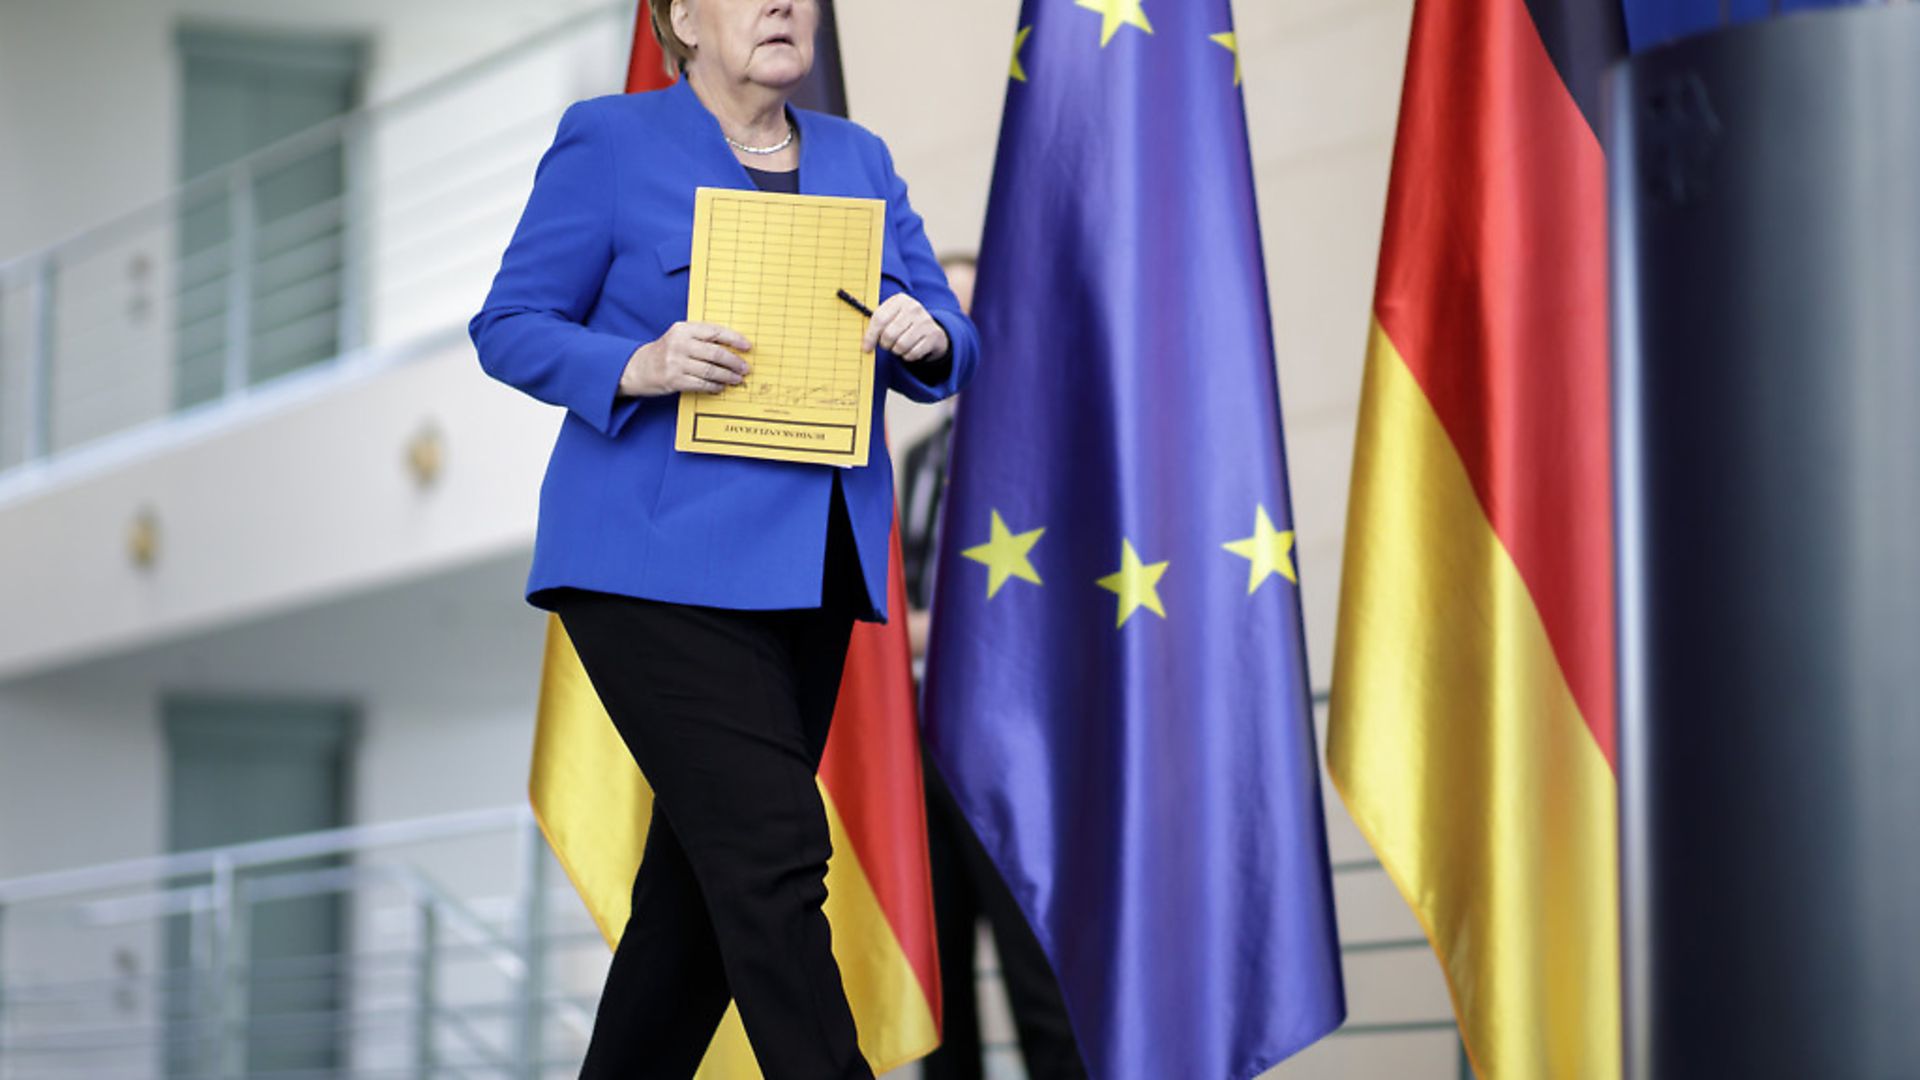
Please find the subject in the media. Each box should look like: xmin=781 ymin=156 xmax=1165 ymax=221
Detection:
xmin=743 ymin=165 xmax=800 ymax=194
xmin=899 ymin=414 xmax=954 ymax=609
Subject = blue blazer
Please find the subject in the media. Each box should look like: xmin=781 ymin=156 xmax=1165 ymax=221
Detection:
xmin=470 ymin=79 xmax=978 ymax=621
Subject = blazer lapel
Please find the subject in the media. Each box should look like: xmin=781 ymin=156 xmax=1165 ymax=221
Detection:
xmin=793 ymin=106 xmax=860 ymax=198
xmin=666 ymin=77 xmax=756 ymax=190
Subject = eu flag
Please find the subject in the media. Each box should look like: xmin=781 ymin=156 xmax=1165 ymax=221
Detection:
xmin=921 ymin=2 xmax=1346 ymax=1076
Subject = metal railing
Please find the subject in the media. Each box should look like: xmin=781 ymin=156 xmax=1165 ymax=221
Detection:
xmin=0 ymin=807 xmax=1468 ymax=1080
xmin=0 ymin=807 xmax=607 ymax=1080
xmin=0 ymin=0 xmax=631 ymax=483
xmin=0 ymin=811 xmax=1466 ymax=1080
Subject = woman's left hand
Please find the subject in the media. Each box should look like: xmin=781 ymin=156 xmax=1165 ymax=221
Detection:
xmin=863 ymin=294 xmax=950 ymax=363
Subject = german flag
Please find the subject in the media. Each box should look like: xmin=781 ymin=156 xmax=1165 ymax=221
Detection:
xmin=1327 ymin=1 xmax=1625 ymax=1076
xmin=526 ymin=5 xmax=940 ymax=1075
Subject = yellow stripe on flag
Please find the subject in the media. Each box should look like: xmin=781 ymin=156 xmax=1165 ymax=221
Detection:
xmin=528 ymin=614 xmax=645 ymax=948
xmin=528 ymin=615 xmax=938 ymax=1075
xmin=1328 ymin=323 xmax=1620 ymax=1079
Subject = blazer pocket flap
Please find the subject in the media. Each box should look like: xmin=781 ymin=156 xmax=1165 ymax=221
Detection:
xmin=654 ymin=233 xmax=694 ymax=275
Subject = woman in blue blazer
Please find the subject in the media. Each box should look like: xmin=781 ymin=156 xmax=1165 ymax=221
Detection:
xmin=469 ymin=0 xmax=977 ymax=1074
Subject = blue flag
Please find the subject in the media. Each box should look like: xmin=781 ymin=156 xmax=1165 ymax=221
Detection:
xmin=921 ymin=3 xmax=1345 ymax=1077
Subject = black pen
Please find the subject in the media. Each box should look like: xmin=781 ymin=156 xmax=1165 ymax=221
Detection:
xmin=835 ymin=288 xmax=873 ymax=318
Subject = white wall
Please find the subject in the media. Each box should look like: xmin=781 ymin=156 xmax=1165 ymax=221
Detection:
xmin=0 ymin=678 xmax=168 ymax=1075
xmin=0 ymin=533 xmax=553 ymax=880
xmin=0 ymin=341 xmax=558 ymax=682
xmin=0 ymin=679 xmax=163 ymax=879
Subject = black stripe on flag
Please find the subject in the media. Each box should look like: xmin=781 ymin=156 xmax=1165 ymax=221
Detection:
xmin=1522 ymin=0 xmax=1630 ymax=138
xmin=793 ymin=0 xmax=849 ymax=118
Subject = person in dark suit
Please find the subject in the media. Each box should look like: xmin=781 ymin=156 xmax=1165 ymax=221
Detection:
xmin=468 ymin=1 xmax=978 ymax=1075
xmin=902 ymin=256 xmax=1087 ymax=1080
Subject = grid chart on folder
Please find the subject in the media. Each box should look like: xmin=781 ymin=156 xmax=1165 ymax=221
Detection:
xmin=698 ymin=195 xmax=876 ymax=410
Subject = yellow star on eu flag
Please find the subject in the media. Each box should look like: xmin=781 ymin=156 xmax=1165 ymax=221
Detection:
xmin=1096 ymin=539 xmax=1169 ymax=627
xmin=962 ymin=510 xmax=1044 ymax=598
xmin=1010 ymin=25 xmax=1033 ymax=82
xmin=1209 ymin=31 xmax=1242 ymax=86
xmin=1222 ymin=505 xmax=1297 ymax=594
xmin=1076 ymin=0 xmax=1152 ymax=47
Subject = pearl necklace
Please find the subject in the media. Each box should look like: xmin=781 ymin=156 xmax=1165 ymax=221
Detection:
xmin=726 ymin=122 xmax=796 ymax=156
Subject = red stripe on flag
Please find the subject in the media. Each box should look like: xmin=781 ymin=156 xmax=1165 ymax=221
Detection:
xmin=626 ymin=3 xmax=673 ymax=93
xmin=1372 ymin=0 xmax=1616 ymax=766
xmin=818 ymin=519 xmax=944 ymax=1019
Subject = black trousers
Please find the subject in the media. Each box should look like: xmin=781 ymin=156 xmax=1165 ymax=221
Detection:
xmin=919 ymin=754 xmax=1088 ymax=1080
xmin=551 ymin=487 xmax=873 ymax=1080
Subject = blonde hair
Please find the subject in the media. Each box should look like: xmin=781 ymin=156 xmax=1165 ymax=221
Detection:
xmin=647 ymin=0 xmax=694 ymax=74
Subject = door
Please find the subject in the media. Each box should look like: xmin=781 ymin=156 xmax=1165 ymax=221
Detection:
xmin=174 ymin=27 xmax=365 ymax=408
xmin=163 ymin=698 xmax=356 ymax=1076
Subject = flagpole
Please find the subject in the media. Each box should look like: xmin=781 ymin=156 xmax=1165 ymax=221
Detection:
xmin=1612 ymin=8 xmax=1920 ymax=1076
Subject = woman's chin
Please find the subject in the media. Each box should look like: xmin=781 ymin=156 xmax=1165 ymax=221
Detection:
xmin=749 ymin=55 xmax=812 ymax=91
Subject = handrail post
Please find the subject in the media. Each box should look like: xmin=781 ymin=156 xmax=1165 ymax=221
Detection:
xmin=24 ymin=256 xmax=54 ymax=461
xmin=223 ymin=162 xmax=255 ymax=400
xmin=187 ymin=897 xmax=214 ymax=1073
xmin=210 ymin=856 xmax=249 ymax=1080
xmin=337 ymin=113 xmax=369 ymax=358
xmin=413 ymin=894 xmax=439 ymax=1077
xmin=0 ymin=899 xmax=9 ymax=1078
xmin=513 ymin=818 xmax=549 ymax=1080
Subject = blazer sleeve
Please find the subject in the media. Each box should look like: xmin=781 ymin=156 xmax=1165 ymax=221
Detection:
xmin=468 ymin=100 xmax=646 ymax=439
xmin=875 ymin=141 xmax=980 ymax=404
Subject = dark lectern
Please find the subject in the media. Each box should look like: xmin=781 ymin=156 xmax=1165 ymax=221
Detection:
xmin=1611 ymin=7 xmax=1920 ymax=1079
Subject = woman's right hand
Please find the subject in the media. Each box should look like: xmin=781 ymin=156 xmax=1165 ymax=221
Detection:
xmin=619 ymin=322 xmax=753 ymax=397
